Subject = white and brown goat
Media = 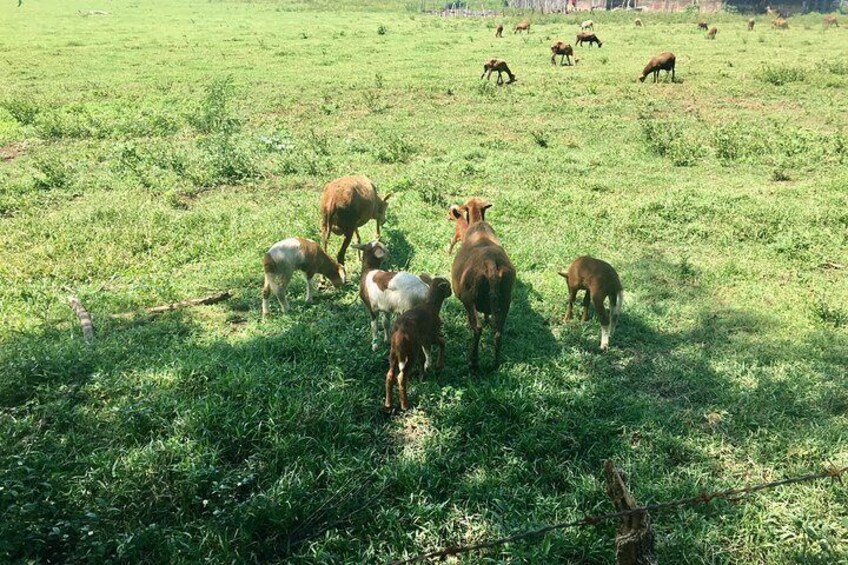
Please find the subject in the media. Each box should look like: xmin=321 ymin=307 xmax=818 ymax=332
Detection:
xmin=354 ymin=240 xmax=432 ymax=352
xmin=261 ymin=237 xmax=346 ymax=317
xmin=320 ymin=175 xmax=391 ymax=265
xmin=448 ymin=205 xmax=469 ymax=254
xmin=385 ymin=277 xmax=452 ymax=411
xmin=558 ymin=255 xmax=623 ymax=351
xmin=450 ymin=198 xmax=515 ymax=370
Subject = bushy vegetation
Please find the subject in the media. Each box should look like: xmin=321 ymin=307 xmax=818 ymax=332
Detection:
xmin=1 ymin=1 xmax=846 ymax=563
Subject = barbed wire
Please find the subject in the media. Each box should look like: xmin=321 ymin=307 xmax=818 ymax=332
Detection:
xmin=386 ymin=464 xmax=847 ymax=565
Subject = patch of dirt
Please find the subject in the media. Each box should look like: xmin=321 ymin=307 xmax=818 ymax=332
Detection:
xmin=0 ymin=142 xmax=26 ymax=162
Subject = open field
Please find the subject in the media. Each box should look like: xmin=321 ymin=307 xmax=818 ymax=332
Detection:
xmin=1 ymin=0 xmax=847 ymax=562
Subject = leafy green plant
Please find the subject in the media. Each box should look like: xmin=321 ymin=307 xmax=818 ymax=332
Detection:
xmin=759 ymin=64 xmax=806 ymax=86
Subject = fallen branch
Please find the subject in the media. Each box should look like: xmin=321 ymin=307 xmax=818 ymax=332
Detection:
xmin=67 ymin=295 xmax=94 ymax=345
xmin=111 ymin=291 xmax=231 ymax=319
xmin=79 ymin=10 xmax=110 ymax=16
xmin=821 ymin=261 xmax=845 ymax=270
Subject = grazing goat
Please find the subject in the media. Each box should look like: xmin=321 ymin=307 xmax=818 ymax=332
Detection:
xmin=385 ymin=277 xmax=452 ymax=411
xmin=353 ymin=240 xmax=431 ymax=352
xmin=514 ymin=20 xmax=530 ymax=33
xmin=823 ymin=15 xmax=838 ymax=29
xmin=550 ymin=41 xmax=575 ymax=66
xmin=495 ymin=23 xmax=504 ymax=37
xmin=748 ymin=18 xmax=755 ymax=30
xmin=261 ymin=237 xmax=346 ymax=317
xmin=706 ymin=26 xmax=717 ymax=39
xmin=450 ymin=198 xmax=515 ymax=370
xmin=772 ymin=17 xmax=789 ymax=29
xmin=448 ymin=205 xmax=468 ymax=254
xmin=481 ymin=58 xmax=516 ymax=84
xmin=638 ymin=52 xmax=675 ymax=83
xmin=697 ymin=22 xmax=709 ymax=30
xmin=576 ymin=31 xmax=603 ymax=47
xmin=635 ymin=18 xmax=643 ymax=27
xmin=558 ymin=256 xmax=623 ymax=351
xmin=581 ymin=19 xmax=594 ymax=30
xmin=320 ymin=175 xmax=391 ymax=265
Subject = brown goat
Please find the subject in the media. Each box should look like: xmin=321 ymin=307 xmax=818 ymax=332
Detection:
xmin=558 ymin=256 xmax=623 ymax=351
xmin=823 ymin=15 xmax=839 ymax=29
xmin=495 ymin=23 xmax=504 ymax=37
xmin=450 ymin=198 xmax=515 ymax=370
xmin=550 ymin=41 xmax=575 ymax=66
xmin=576 ymin=31 xmax=603 ymax=47
xmin=698 ymin=22 xmax=709 ymax=30
xmin=448 ymin=205 xmax=468 ymax=254
xmin=481 ymin=58 xmax=516 ymax=84
xmin=514 ymin=20 xmax=530 ymax=33
xmin=706 ymin=26 xmax=718 ymax=39
xmin=772 ymin=17 xmax=789 ymax=29
xmin=639 ymin=52 xmax=675 ymax=83
xmin=320 ymin=175 xmax=391 ymax=265
xmin=385 ymin=277 xmax=452 ymax=411
xmin=748 ymin=18 xmax=755 ymax=30
xmin=635 ymin=18 xmax=643 ymax=27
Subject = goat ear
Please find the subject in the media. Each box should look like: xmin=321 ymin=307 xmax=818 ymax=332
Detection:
xmin=558 ymin=270 xmax=569 ymax=278
xmin=482 ymin=202 xmax=493 ymax=211
xmin=382 ymin=193 xmax=393 ymax=202
xmin=449 ymin=205 xmax=462 ymax=221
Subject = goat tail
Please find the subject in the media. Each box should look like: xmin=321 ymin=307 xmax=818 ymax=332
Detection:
xmin=486 ymin=260 xmax=502 ymax=325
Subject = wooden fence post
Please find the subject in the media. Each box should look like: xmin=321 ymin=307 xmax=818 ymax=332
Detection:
xmin=604 ymin=460 xmax=657 ymax=565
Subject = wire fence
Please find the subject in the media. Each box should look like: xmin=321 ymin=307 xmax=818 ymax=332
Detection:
xmin=386 ymin=464 xmax=847 ymax=565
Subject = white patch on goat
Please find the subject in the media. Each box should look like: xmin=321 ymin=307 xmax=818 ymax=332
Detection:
xmin=398 ymin=359 xmax=407 ymax=371
xmin=600 ymin=324 xmax=610 ymax=351
xmin=422 ymin=346 xmax=431 ymax=373
xmin=365 ymin=271 xmax=430 ymax=315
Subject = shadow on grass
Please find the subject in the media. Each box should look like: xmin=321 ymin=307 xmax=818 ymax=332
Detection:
xmin=1 ymin=260 xmax=846 ymax=563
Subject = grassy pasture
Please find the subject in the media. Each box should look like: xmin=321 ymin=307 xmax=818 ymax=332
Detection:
xmin=1 ymin=0 xmax=847 ymax=562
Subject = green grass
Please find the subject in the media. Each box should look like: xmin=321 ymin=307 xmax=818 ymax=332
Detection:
xmin=1 ymin=1 xmax=847 ymax=562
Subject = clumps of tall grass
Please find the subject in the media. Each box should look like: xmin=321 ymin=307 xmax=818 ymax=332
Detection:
xmin=32 ymin=152 xmax=75 ymax=191
xmin=758 ymin=64 xmax=807 ymax=86
xmin=640 ymin=115 xmax=705 ymax=166
xmin=280 ymin=129 xmax=332 ymax=176
xmin=1 ymin=97 xmax=42 ymax=125
xmin=372 ymin=130 xmax=415 ymax=164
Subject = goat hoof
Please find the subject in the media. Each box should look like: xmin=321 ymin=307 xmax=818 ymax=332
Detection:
xmin=371 ymin=343 xmax=380 ymax=352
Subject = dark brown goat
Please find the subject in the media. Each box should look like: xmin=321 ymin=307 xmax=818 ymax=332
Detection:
xmin=558 ymin=256 xmax=623 ymax=351
xmin=550 ymin=41 xmax=575 ymax=66
xmin=385 ymin=277 xmax=452 ymax=411
xmin=638 ymin=51 xmax=675 ymax=83
xmin=575 ymin=31 xmax=603 ymax=47
xmin=481 ymin=58 xmax=516 ymax=84
xmin=450 ymin=198 xmax=515 ymax=370
xmin=320 ymin=175 xmax=391 ymax=265
xmin=706 ymin=26 xmax=718 ymax=39
xmin=697 ymin=21 xmax=709 ymax=30
xmin=495 ymin=23 xmax=504 ymax=37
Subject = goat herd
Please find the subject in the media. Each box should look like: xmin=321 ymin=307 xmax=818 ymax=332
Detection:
xmin=260 ymin=13 xmax=840 ymax=410
xmin=482 ymin=12 xmax=840 ymax=86
xmin=261 ymin=176 xmax=621 ymax=411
